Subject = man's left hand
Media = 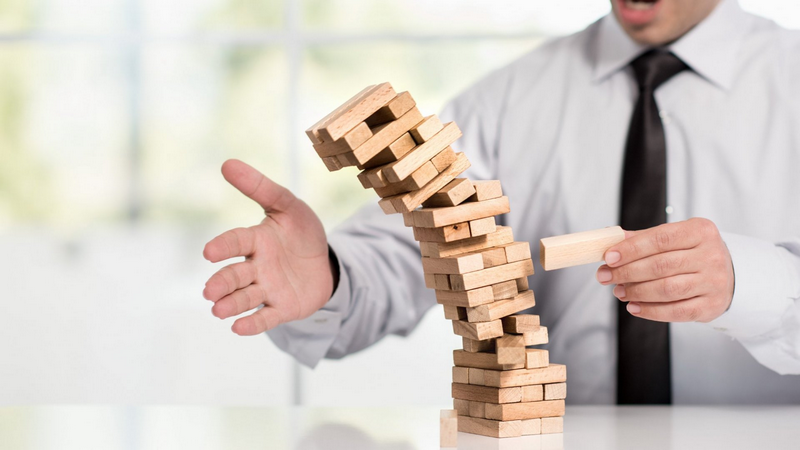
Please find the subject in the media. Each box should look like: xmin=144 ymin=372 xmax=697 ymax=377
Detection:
xmin=596 ymin=218 xmax=735 ymax=323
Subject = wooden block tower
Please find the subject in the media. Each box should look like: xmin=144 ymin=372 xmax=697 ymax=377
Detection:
xmin=306 ymin=82 xmax=566 ymax=438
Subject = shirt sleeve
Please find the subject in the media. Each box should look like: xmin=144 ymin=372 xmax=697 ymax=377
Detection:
xmin=706 ymin=232 xmax=800 ymax=374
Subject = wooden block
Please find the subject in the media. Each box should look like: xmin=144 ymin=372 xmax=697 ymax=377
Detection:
xmin=450 ymin=259 xmax=534 ymax=291
xmin=321 ymin=155 xmax=343 ymax=172
xmin=373 ymin=161 xmax=438 ymax=197
xmin=422 ymin=253 xmax=484 ymax=275
xmin=356 ymin=170 xmax=373 ymax=189
xmin=382 ymin=122 xmax=462 ymax=183
xmin=463 ymin=337 xmax=495 ymax=354
xmin=484 ymin=400 xmax=565 ymax=421
xmin=443 ymin=305 xmax=467 ymax=321
xmin=516 ymin=276 xmax=529 ymax=291
xmin=440 ymin=409 xmax=458 ymax=448
xmin=451 ymin=383 xmax=521 ymax=404
xmin=365 ymin=91 xmax=415 ymax=127
xmin=402 ymin=212 xmax=415 ymax=227
xmin=409 ymin=115 xmax=443 ymax=144
xmin=522 ymin=384 xmax=544 ymax=402
xmin=539 ymin=226 xmax=625 ymax=271
xmin=463 ymin=246 xmax=507 ymax=268
xmin=499 ymin=242 xmax=532 ymax=263
xmin=468 ymin=401 xmax=485 ymax=419
xmin=430 ymin=146 xmax=457 ymax=172
xmin=453 ymin=350 xmax=524 ymax=371
xmin=313 ymin=121 xmax=373 ymax=157
xmin=541 ymin=416 xmax=564 ymax=434
xmin=411 ymin=196 xmax=510 ymax=228
xmin=468 ymin=368 xmax=486 ymax=385
xmin=422 ymin=178 xmax=476 ymax=208
xmin=522 ymin=326 xmax=549 ymax=345
xmin=484 ymin=364 xmax=567 ymax=388
xmin=353 ymin=107 xmax=425 ymax=167
xmin=436 ymin=286 xmax=494 ymax=307
xmin=452 ymin=366 xmax=470 ymax=384
xmin=363 ymin=132 xmax=416 ymax=168
xmin=420 ymin=226 xmax=514 ymax=258
xmin=386 ymin=152 xmax=471 ymax=213
xmin=378 ymin=197 xmax=398 ymax=214
xmin=466 ymin=290 xmax=536 ymax=323
xmin=306 ymin=84 xmax=376 ymax=144
xmin=521 ymin=418 xmax=542 ymax=436
xmin=435 ymin=274 xmax=451 ymax=290
xmin=492 ymin=280 xmax=520 ymax=300
xmin=424 ymin=273 xmax=437 ymax=289
xmin=457 ymin=416 xmax=522 ymax=438
xmin=526 ymin=349 xmax=550 ymax=369
xmin=468 ymin=180 xmax=503 ymax=201
xmin=414 ymin=222 xmax=471 ymax=243
xmin=452 ymin=320 xmax=503 ymax=340
xmin=468 ymin=217 xmax=497 ymax=237
xmin=502 ymin=315 xmax=542 ymax=333
xmin=544 ymin=383 xmax=567 ymax=401
xmin=496 ymin=335 xmax=526 ymax=365
xmin=453 ymin=398 xmax=470 ymax=416
xmin=318 ymin=83 xmax=396 ymax=142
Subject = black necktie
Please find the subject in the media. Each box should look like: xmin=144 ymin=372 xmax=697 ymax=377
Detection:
xmin=618 ymin=49 xmax=688 ymax=405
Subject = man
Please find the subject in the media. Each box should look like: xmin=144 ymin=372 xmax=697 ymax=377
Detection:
xmin=202 ymin=0 xmax=800 ymax=404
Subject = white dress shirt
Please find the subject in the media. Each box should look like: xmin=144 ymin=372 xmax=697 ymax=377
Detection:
xmin=268 ymin=0 xmax=800 ymax=404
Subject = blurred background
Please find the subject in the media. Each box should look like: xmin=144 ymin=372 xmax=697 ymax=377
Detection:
xmin=1 ymin=0 xmax=798 ymax=409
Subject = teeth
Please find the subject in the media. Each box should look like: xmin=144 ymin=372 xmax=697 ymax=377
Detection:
xmin=625 ymin=0 xmax=656 ymax=10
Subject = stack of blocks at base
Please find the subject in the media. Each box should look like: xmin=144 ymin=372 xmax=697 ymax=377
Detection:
xmin=306 ymin=82 xmax=566 ymax=438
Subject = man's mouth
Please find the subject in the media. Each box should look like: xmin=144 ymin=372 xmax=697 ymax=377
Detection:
xmin=617 ymin=0 xmax=661 ymax=26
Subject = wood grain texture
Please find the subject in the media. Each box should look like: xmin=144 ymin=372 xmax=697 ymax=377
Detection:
xmin=453 ymin=350 xmax=523 ymax=371
xmin=499 ymin=242 xmax=532 ymax=263
xmin=353 ymin=107 xmax=424 ymax=167
xmin=491 ymin=280 xmax=520 ymax=300
xmin=452 ymin=366 xmax=470 ymax=384
xmin=449 ymin=259 xmax=534 ymax=291
xmin=422 ymin=178 xmax=475 ymax=208
xmin=440 ymin=409 xmax=458 ymax=447
xmin=496 ymin=334 xmax=526 ymax=365
xmin=521 ymin=418 xmax=542 ymax=436
xmin=413 ymin=221 xmax=471 ymax=243
xmin=386 ymin=152 xmax=471 ymax=213
xmin=452 ymin=319 xmax=504 ymax=340
xmin=318 ymin=82 xmax=396 ymax=142
xmin=463 ymin=337 xmax=494 ymax=354
xmin=443 ymin=305 xmax=467 ymax=321
xmin=539 ymin=226 xmax=625 ymax=271
xmin=544 ymin=383 xmax=567 ymax=401
xmin=457 ymin=416 xmax=522 ymax=438
xmin=483 ymin=364 xmax=567 ymax=388
xmin=466 ymin=290 xmax=536 ymax=322
xmin=362 ymin=132 xmax=416 ymax=169
xmin=365 ymin=91 xmax=415 ymax=127
xmin=522 ymin=384 xmax=544 ymax=402
xmin=541 ymin=416 xmax=564 ymax=434
xmin=468 ymin=216 xmax=497 ymax=237
xmin=382 ymin=122 xmax=462 ymax=183
xmin=469 ymin=180 xmax=503 ymax=201
xmin=526 ymin=349 xmax=550 ymax=369
xmin=321 ymin=155 xmax=343 ymax=172
xmin=411 ymin=196 xmax=510 ymax=228
xmin=468 ymin=401 xmax=485 ymax=419
xmin=522 ymin=327 xmax=549 ymax=345
xmin=484 ymin=400 xmax=565 ymax=421
xmin=430 ymin=146 xmax=457 ymax=172
xmin=422 ymin=252 xmax=484 ymax=275
xmin=453 ymin=398 xmax=470 ymax=416
xmin=468 ymin=368 xmax=486 ymax=385
xmin=451 ymin=383 xmax=521 ymax=404
xmin=502 ymin=314 xmax=541 ymax=333
xmin=436 ymin=286 xmax=494 ymax=307
xmin=419 ymin=226 xmax=514 ymax=258
xmin=373 ymin=161 xmax=438 ymax=197
xmin=306 ymin=84 xmax=376 ymax=144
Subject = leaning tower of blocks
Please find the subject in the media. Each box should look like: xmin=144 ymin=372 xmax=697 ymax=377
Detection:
xmin=306 ymin=83 xmax=566 ymax=439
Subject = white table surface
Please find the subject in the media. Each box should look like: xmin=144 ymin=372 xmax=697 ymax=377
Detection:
xmin=1 ymin=405 xmax=799 ymax=450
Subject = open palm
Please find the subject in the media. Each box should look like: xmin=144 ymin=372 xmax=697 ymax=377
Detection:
xmin=202 ymin=159 xmax=334 ymax=335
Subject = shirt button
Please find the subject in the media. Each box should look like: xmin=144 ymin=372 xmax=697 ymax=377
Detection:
xmin=665 ymin=206 xmax=674 ymax=215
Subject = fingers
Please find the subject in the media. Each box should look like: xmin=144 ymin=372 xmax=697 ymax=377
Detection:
xmin=625 ymin=297 xmax=711 ymax=323
xmin=203 ymin=227 xmax=258 ymax=263
xmin=232 ymin=307 xmax=282 ymax=336
xmin=221 ymin=159 xmax=297 ymax=213
xmin=212 ymin=284 xmax=266 ymax=320
xmin=203 ymin=261 xmax=257 ymax=302
xmin=596 ymin=249 xmax=697 ymax=285
xmin=614 ymin=273 xmax=707 ymax=303
xmin=604 ymin=218 xmax=716 ymax=267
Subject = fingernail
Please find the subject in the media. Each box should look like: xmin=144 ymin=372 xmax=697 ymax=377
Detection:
xmin=596 ymin=268 xmax=612 ymax=283
xmin=614 ymin=284 xmax=626 ymax=299
xmin=605 ymin=251 xmax=621 ymax=265
xmin=627 ymin=302 xmax=641 ymax=314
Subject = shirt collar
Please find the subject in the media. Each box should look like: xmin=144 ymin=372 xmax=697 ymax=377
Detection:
xmin=592 ymin=0 xmax=748 ymax=90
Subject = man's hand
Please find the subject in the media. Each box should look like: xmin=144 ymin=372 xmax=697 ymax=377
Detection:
xmin=202 ymin=159 xmax=334 ymax=336
xmin=596 ymin=218 xmax=735 ymax=323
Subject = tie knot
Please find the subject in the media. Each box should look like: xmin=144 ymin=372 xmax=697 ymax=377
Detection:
xmin=630 ymin=49 xmax=688 ymax=92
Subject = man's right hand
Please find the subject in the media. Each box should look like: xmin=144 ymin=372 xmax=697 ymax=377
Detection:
xmin=202 ymin=159 xmax=335 ymax=336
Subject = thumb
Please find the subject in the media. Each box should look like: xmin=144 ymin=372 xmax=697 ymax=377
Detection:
xmin=221 ymin=159 xmax=296 ymax=213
